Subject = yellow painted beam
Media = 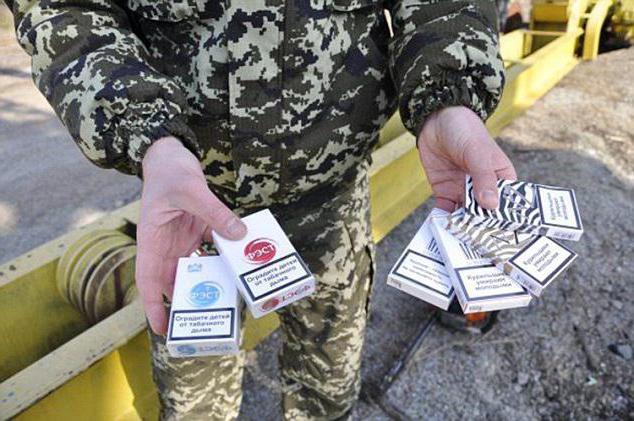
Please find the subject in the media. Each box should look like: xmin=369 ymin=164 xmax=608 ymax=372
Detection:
xmin=583 ymin=0 xmax=613 ymax=59
xmin=1 ymin=300 xmax=147 ymax=417
xmin=0 ymin=261 xmax=88 ymax=382
xmin=487 ymin=29 xmax=581 ymax=136
xmin=377 ymin=112 xmax=406 ymax=147
xmin=500 ymin=30 xmax=526 ymax=61
xmin=611 ymin=0 xmax=634 ymax=40
xmin=0 ymin=202 xmax=140 ymax=382
xmin=567 ymin=0 xmax=591 ymax=33
xmin=14 ymin=333 xmax=157 ymax=421
xmin=532 ymin=2 xmax=569 ymax=23
xmin=2 ymin=299 xmax=278 ymax=420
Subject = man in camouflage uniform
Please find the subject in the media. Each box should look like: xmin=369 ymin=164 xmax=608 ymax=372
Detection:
xmin=8 ymin=0 xmax=515 ymax=419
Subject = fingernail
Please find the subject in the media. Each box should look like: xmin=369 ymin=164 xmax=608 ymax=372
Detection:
xmin=226 ymin=219 xmax=247 ymax=238
xmin=481 ymin=189 xmax=498 ymax=208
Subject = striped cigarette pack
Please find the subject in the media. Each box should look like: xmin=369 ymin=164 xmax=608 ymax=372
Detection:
xmin=464 ymin=176 xmax=583 ymax=241
xmin=444 ymin=211 xmax=577 ymax=297
xmin=430 ymin=213 xmax=532 ymax=313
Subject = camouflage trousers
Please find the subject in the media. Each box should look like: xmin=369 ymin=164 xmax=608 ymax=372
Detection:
xmin=149 ymin=167 xmax=375 ymax=420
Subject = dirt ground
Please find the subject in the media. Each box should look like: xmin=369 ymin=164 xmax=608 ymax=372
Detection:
xmin=0 ymin=4 xmax=632 ymax=419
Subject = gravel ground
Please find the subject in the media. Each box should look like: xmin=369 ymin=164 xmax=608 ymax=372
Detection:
xmin=0 ymin=9 xmax=632 ymax=419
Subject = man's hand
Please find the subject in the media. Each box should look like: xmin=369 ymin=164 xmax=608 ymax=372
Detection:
xmin=136 ymin=137 xmax=247 ymax=334
xmin=417 ymin=106 xmax=516 ymax=211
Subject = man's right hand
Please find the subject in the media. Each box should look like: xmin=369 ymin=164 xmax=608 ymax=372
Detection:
xmin=136 ymin=137 xmax=247 ymax=335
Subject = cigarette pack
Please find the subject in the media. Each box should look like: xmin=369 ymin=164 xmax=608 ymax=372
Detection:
xmin=430 ymin=213 xmax=532 ymax=313
xmin=444 ymin=212 xmax=577 ymax=297
xmin=166 ymin=256 xmax=240 ymax=357
xmin=464 ymin=176 xmax=583 ymax=241
xmin=387 ymin=208 xmax=455 ymax=310
xmin=212 ymin=209 xmax=315 ymax=318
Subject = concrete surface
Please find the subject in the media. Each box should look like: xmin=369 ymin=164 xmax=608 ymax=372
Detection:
xmin=1 ymin=8 xmax=632 ymax=419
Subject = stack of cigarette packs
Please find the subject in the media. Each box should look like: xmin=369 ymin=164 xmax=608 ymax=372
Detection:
xmin=167 ymin=209 xmax=315 ymax=357
xmin=389 ymin=176 xmax=582 ymax=313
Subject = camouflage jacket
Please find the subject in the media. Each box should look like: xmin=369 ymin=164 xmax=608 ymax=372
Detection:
xmin=8 ymin=0 xmax=504 ymax=208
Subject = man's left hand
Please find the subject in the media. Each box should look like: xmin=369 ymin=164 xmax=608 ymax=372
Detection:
xmin=417 ymin=106 xmax=517 ymax=211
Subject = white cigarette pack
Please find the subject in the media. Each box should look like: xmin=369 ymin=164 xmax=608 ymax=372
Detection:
xmin=464 ymin=176 xmax=583 ymax=241
xmin=430 ymin=214 xmax=532 ymax=313
xmin=506 ymin=236 xmax=577 ymax=296
xmin=212 ymin=209 xmax=315 ymax=318
xmin=166 ymin=256 xmax=240 ymax=357
xmin=387 ymin=208 xmax=455 ymax=310
xmin=445 ymin=212 xmax=577 ymax=297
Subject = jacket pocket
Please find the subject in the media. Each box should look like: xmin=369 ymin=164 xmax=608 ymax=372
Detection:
xmin=126 ymin=0 xmax=200 ymax=21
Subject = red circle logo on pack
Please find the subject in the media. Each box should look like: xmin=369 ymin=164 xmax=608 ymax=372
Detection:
xmin=243 ymin=238 xmax=277 ymax=264
xmin=260 ymin=297 xmax=280 ymax=311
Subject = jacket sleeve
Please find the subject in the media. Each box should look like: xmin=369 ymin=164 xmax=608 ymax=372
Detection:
xmin=386 ymin=0 xmax=505 ymax=136
xmin=6 ymin=0 xmax=201 ymax=175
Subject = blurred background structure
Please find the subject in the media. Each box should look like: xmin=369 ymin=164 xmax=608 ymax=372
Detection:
xmin=1 ymin=1 xmax=633 ymax=419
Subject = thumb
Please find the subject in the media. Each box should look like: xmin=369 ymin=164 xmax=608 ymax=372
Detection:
xmin=179 ymin=179 xmax=247 ymax=240
xmin=464 ymin=139 xmax=500 ymax=210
